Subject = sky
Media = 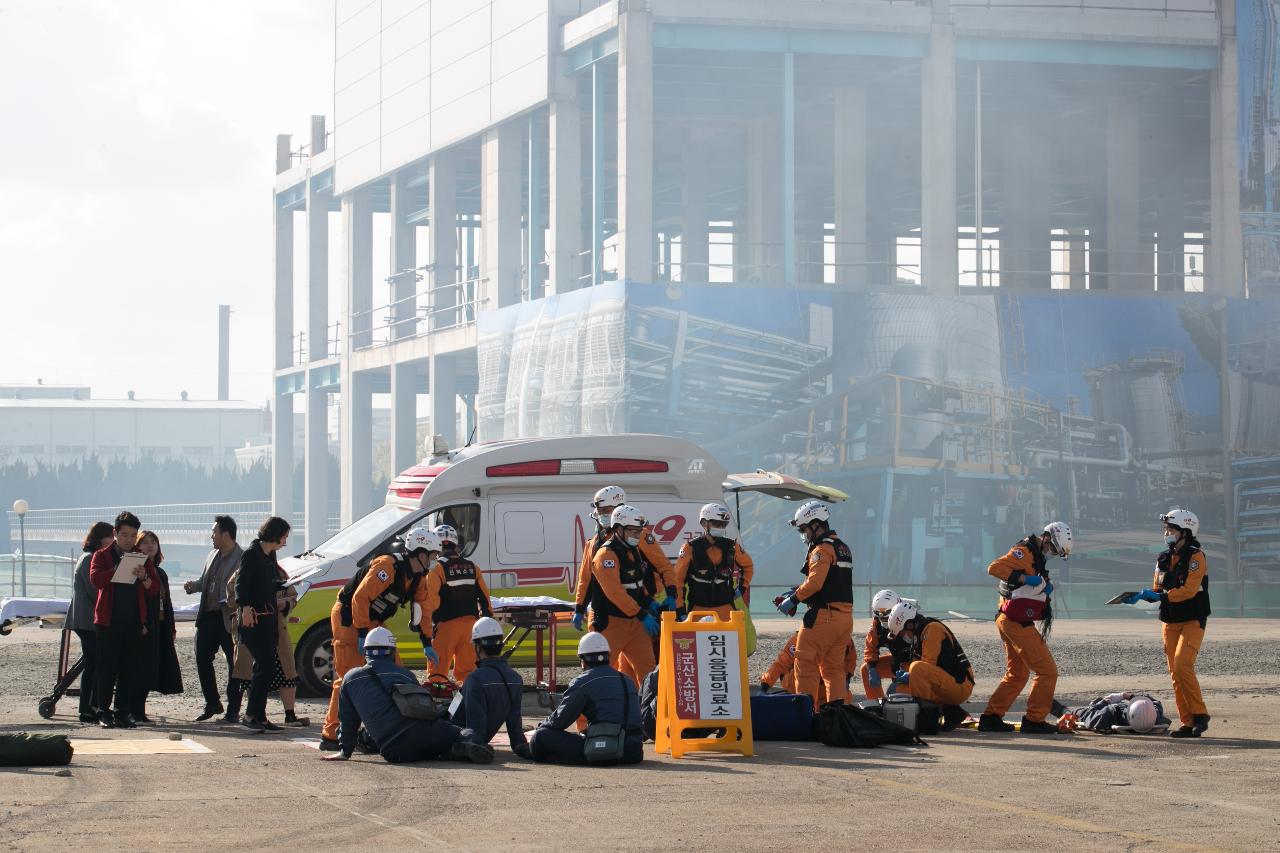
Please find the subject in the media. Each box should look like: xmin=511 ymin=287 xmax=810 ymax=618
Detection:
xmin=0 ymin=0 xmax=333 ymax=404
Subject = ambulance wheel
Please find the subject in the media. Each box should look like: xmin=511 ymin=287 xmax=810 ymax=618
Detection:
xmin=38 ymin=698 xmax=56 ymax=719
xmin=0 ymin=620 xmax=12 ymax=636
xmin=296 ymin=623 xmax=334 ymax=698
xmin=537 ymin=688 xmax=552 ymax=708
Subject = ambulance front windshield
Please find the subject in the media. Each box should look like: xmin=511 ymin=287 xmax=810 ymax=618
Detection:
xmin=312 ymin=504 xmax=415 ymax=558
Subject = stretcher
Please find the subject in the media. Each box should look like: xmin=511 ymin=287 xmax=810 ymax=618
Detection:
xmin=491 ymin=596 xmax=575 ymax=703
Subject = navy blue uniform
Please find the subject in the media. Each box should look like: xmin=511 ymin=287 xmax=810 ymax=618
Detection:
xmin=338 ymin=658 xmax=464 ymax=762
xmin=454 ymin=656 xmax=528 ymax=750
xmin=530 ymin=664 xmax=644 ymax=765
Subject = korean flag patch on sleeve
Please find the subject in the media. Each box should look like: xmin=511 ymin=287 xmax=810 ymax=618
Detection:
xmin=602 ymin=559 xmax=617 ymax=569
xmin=1012 ymin=548 xmax=1025 ymax=560
xmin=376 ymin=569 xmax=389 ymax=582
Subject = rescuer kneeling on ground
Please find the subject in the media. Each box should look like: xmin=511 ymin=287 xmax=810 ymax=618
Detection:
xmin=321 ymin=627 xmax=493 ymax=764
xmin=978 ymin=522 xmax=1071 ymax=735
xmin=1122 ymin=508 xmax=1211 ymax=738
xmin=452 ymin=616 xmax=530 ymax=758
xmin=861 ymin=589 xmax=911 ymax=701
xmin=526 ymin=632 xmax=644 ymax=765
xmin=884 ymin=600 xmax=973 ymax=731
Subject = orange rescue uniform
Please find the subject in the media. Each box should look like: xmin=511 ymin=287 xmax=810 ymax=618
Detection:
xmin=321 ymin=555 xmax=425 ymax=741
xmin=899 ymin=618 xmax=975 ymax=707
xmin=674 ymin=537 xmax=754 ymax=621
xmin=793 ymin=533 xmax=855 ymax=709
xmin=860 ymin=620 xmax=901 ymax=701
xmin=763 ymin=630 xmax=858 ymax=705
xmin=576 ymin=529 xmax=675 ymax=613
xmin=982 ymin=542 xmax=1058 ymax=723
xmin=422 ymin=555 xmax=492 ymax=684
xmin=1154 ymin=547 xmax=1210 ymax=726
xmin=589 ymin=539 xmax=657 ymax=686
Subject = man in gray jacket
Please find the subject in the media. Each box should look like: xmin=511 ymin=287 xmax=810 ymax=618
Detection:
xmin=184 ymin=515 xmax=242 ymax=720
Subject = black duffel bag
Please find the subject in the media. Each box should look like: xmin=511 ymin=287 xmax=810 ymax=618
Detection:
xmin=0 ymin=733 xmax=74 ymax=767
xmin=816 ymin=702 xmax=925 ymax=748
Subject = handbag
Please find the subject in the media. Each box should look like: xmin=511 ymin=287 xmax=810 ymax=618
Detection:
xmin=386 ymin=679 xmax=441 ymax=721
xmin=583 ymin=673 xmax=630 ymax=763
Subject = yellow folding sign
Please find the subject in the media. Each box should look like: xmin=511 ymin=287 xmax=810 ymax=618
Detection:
xmin=655 ymin=609 xmax=754 ymax=758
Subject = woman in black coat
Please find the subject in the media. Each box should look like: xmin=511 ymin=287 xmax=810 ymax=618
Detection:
xmin=235 ymin=517 xmax=292 ymax=733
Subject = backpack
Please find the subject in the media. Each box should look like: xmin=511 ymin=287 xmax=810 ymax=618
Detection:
xmin=816 ymin=702 xmax=925 ymax=748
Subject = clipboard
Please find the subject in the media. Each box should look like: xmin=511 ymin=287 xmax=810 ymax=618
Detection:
xmin=112 ymin=552 xmax=147 ymax=584
xmin=1105 ymin=591 xmax=1138 ymax=605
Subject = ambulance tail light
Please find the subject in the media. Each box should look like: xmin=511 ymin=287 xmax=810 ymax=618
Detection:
xmin=593 ymin=458 xmax=669 ymax=475
xmin=486 ymin=460 xmax=562 ymax=477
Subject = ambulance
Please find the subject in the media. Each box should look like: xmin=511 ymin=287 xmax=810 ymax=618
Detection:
xmin=282 ymin=434 xmax=843 ymax=695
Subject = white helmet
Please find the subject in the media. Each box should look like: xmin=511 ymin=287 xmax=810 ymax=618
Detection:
xmin=1127 ymin=696 xmax=1158 ymax=733
xmin=577 ymin=631 xmax=610 ymax=657
xmin=593 ymin=486 xmax=626 ymax=510
xmin=364 ymin=626 xmax=397 ymax=655
xmin=403 ymin=527 xmax=442 ymax=555
xmin=433 ymin=524 xmax=459 ymax=547
xmin=610 ymin=505 xmax=647 ymax=529
xmin=871 ymin=589 xmax=902 ymax=622
xmin=790 ymin=500 xmax=830 ymax=530
xmin=1159 ymin=509 xmax=1199 ymax=537
xmin=1043 ymin=522 xmax=1073 ymax=559
xmin=699 ymin=502 xmax=732 ymax=525
xmin=886 ymin=600 xmax=918 ymax=638
xmin=471 ymin=616 xmax=504 ymax=643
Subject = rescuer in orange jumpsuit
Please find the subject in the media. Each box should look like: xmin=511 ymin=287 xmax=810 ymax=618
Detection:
xmin=1121 ymin=508 xmax=1211 ymax=738
xmin=574 ymin=486 xmax=677 ymax=631
xmin=978 ymin=522 xmax=1071 ymax=734
xmin=775 ymin=500 xmax=854 ymax=710
xmin=589 ymin=505 xmax=662 ymax=686
xmin=675 ymin=502 xmax=754 ymax=622
xmin=419 ymin=523 xmax=492 ymax=685
xmin=319 ymin=527 xmax=440 ymax=751
xmin=884 ymin=600 xmax=972 ymax=731
xmin=861 ymin=589 xmax=911 ymax=701
xmin=759 ymin=630 xmax=860 ymax=705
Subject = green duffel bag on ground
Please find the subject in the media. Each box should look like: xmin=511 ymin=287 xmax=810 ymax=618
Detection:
xmin=0 ymin=732 xmax=74 ymax=767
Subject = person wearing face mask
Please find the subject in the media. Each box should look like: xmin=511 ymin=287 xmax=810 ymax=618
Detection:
xmin=861 ymin=589 xmax=912 ymax=700
xmin=573 ymin=486 xmax=677 ymax=632
xmin=1121 ymin=509 xmax=1211 ymax=738
xmin=978 ymin=522 xmax=1071 ymax=735
xmin=319 ymin=527 xmax=442 ymax=751
xmin=774 ymin=501 xmax=854 ymax=709
xmin=589 ymin=505 xmax=661 ymax=686
xmin=422 ymin=524 xmax=493 ymax=685
xmin=674 ymin=503 xmax=754 ymax=622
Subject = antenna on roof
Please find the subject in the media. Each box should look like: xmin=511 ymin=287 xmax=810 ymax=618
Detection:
xmin=465 ymin=423 xmax=478 ymax=448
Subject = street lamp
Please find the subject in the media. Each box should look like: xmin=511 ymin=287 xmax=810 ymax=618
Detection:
xmin=12 ymin=499 xmax=29 ymax=597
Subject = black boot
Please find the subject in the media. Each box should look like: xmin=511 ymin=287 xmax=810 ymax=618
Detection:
xmin=1019 ymin=716 xmax=1060 ymax=735
xmin=1191 ymin=714 xmax=1210 ymax=736
xmin=977 ymin=713 xmax=1014 ymax=733
xmin=1170 ymin=725 xmax=1198 ymax=738
xmin=940 ymin=705 xmax=968 ymax=732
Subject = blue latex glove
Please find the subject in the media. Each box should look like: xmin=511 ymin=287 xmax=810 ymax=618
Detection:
xmin=868 ymin=670 xmax=883 ymax=691
xmin=1120 ymin=592 xmax=1141 ymax=605
xmin=676 ymin=607 xmax=688 ymax=622
xmin=649 ymin=599 xmax=664 ymax=618
xmin=1023 ymin=574 xmax=1044 ymax=588
xmin=571 ymin=611 xmax=585 ymax=632
xmin=640 ymin=612 xmax=660 ymax=637
xmin=893 ymin=669 xmax=910 ymax=686
xmin=420 ymin=637 xmax=439 ymax=665
xmin=777 ymin=595 xmax=799 ymax=617
xmin=1042 ymin=581 xmax=1054 ymax=597
xmin=1138 ymin=588 xmax=1161 ymax=603
xmin=356 ymin=632 xmax=367 ymax=656
xmin=663 ymin=587 xmax=679 ymax=611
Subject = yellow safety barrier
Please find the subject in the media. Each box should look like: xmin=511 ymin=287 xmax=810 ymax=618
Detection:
xmin=655 ymin=609 xmax=753 ymax=758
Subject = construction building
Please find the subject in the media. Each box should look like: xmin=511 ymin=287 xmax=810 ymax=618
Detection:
xmin=272 ymin=0 xmax=1277 ymax=579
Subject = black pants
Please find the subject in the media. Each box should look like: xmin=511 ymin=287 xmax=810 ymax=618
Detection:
xmin=73 ymin=629 xmax=98 ymax=715
xmin=380 ymin=720 xmax=464 ymax=764
xmin=194 ymin=610 xmax=234 ymax=708
xmin=96 ymin=623 xmax=143 ymax=715
xmin=130 ymin=624 xmax=159 ymax=717
xmin=239 ymin=617 xmax=278 ymax=721
xmin=529 ymin=728 xmax=645 ymax=765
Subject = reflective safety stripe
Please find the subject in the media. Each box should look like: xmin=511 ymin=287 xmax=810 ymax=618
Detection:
xmin=621 ymin=581 xmax=645 ymax=590
xmin=445 ymin=579 xmax=476 ymax=587
xmin=835 ymin=561 xmax=853 ymax=568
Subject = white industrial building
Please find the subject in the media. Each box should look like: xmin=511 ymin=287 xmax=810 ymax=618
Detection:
xmin=271 ymin=0 xmax=1273 ymax=561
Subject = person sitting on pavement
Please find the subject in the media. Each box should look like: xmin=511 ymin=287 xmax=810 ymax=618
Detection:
xmin=525 ymin=632 xmax=644 ymax=765
xmin=321 ymin=627 xmax=493 ymax=765
xmin=884 ymin=600 xmax=973 ymax=732
xmin=1059 ymin=692 xmax=1170 ymax=735
xmin=452 ymin=617 xmax=530 ymax=757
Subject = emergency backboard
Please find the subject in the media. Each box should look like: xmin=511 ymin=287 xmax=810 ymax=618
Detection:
xmin=655 ymin=610 xmax=754 ymax=758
